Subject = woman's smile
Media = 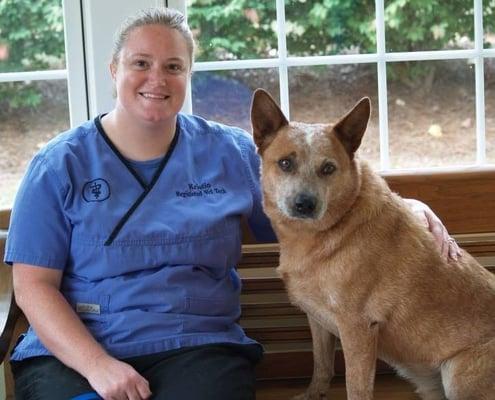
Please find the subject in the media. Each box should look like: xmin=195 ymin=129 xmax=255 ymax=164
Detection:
xmin=139 ymin=92 xmax=169 ymax=100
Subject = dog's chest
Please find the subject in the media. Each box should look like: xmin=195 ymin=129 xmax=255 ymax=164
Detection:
xmin=278 ymin=266 xmax=341 ymax=335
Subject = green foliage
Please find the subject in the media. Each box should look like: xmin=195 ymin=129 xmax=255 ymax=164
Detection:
xmin=285 ymin=0 xmax=376 ymax=56
xmin=188 ymin=0 xmax=495 ymax=85
xmin=0 ymin=0 xmax=65 ymax=112
xmin=188 ymin=0 xmax=278 ymax=61
xmin=384 ymin=0 xmax=474 ymax=52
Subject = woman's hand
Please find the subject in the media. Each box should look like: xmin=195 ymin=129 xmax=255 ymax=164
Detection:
xmin=404 ymin=198 xmax=462 ymax=261
xmin=86 ymin=353 xmax=152 ymax=400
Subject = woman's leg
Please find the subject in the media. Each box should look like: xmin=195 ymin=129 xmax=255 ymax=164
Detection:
xmin=11 ymin=356 xmax=97 ymax=400
xmin=130 ymin=344 xmax=263 ymax=400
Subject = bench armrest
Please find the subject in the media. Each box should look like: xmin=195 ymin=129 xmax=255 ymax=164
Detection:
xmin=1 ymin=229 xmax=20 ymax=363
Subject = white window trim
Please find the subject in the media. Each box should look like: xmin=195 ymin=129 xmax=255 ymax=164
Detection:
xmin=0 ymin=2 xmax=88 ymax=128
xmin=63 ymin=0 xmax=89 ymax=127
xmin=0 ymin=70 xmax=66 ymax=82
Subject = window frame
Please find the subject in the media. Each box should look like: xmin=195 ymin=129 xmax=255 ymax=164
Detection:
xmin=0 ymin=1 xmax=88 ymax=127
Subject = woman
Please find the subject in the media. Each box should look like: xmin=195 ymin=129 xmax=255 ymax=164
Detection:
xmin=4 ymin=7 xmax=459 ymax=400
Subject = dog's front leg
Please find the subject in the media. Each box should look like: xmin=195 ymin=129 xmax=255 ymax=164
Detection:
xmin=292 ymin=316 xmax=336 ymax=400
xmin=338 ymin=319 xmax=379 ymax=400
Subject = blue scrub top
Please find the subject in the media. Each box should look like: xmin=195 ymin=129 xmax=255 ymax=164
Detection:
xmin=5 ymin=113 xmax=276 ymax=361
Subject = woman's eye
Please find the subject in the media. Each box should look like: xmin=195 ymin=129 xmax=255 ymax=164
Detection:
xmin=320 ymin=162 xmax=336 ymax=175
xmin=278 ymin=158 xmax=293 ymax=172
xmin=168 ymin=64 xmax=183 ymax=73
xmin=134 ymin=60 xmax=148 ymax=68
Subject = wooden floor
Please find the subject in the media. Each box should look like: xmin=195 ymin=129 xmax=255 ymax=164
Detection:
xmin=256 ymin=374 xmax=420 ymax=400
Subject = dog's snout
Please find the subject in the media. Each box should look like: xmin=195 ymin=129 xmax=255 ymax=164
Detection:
xmin=293 ymin=193 xmax=317 ymax=218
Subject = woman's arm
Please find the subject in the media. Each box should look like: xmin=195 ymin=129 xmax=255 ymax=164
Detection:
xmin=403 ymin=198 xmax=462 ymax=260
xmin=13 ymin=263 xmax=152 ymax=400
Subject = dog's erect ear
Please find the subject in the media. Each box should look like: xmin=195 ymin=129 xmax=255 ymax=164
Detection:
xmin=333 ymin=97 xmax=371 ymax=159
xmin=250 ymin=88 xmax=289 ymax=153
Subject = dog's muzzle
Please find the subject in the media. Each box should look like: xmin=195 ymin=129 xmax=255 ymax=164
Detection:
xmin=291 ymin=193 xmax=318 ymax=219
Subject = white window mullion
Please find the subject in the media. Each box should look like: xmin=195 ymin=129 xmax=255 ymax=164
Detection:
xmin=375 ymin=0 xmax=390 ymax=170
xmin=474 ymin=0 xmax=486 ymax=164
xmin=384 ymin=49 xmax=476 ymax=62
xmin=193 ymin=59 xmax=280 ymax=72
xmin=168 ymin=0 xmax=193 ymax=114
xmin=63 ymin=0 xmax=89 ymax=126
xmin=0 ymin=70 xmax=66 ymax=83
xmin=275 ymin=0 xmax=290 ymax=119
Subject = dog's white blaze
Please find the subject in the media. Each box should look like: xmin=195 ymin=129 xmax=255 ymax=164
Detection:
xmin=287 ymin=122 xmax=325 ymax=148
xmin=303 ymin=124 xmax=325 ymax=147
xmin=275 ymin=176 xmax=301 ymax=217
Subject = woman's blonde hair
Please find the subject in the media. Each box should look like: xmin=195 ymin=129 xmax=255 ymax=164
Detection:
xmin=111 ymin=7 xmax=195 ymax=67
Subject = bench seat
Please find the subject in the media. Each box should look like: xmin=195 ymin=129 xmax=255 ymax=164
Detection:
xmin=2 ymin=166 xmax=495 ymax=398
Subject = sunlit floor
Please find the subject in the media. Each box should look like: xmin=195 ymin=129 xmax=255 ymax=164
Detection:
xmin=257 ymin=374 xmax=420 ymax=400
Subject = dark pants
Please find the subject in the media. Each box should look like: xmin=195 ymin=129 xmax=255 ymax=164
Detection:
xmin=11 ymin=343 xmax=262 ymax=400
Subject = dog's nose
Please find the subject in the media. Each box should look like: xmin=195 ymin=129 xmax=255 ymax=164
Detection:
xmin=293 ymin=193 xmax=317 ymax=218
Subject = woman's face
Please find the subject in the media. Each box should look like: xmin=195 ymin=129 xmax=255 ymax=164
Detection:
xmin=111 ymin=24 xmax=191 ymax=127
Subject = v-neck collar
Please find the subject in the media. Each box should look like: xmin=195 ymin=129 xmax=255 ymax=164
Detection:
xmin=94 ymin=114 xmax=181 ymax=246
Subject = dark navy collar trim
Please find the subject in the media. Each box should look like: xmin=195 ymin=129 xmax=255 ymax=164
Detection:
xmin=94 ymin=114 xmax=147 ymax=189
xmin=94 ymin=115 xmax=181 ymax=246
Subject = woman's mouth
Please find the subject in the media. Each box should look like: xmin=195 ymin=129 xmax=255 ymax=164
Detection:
xmin=139 ymin=92 xmax=169 ymax=100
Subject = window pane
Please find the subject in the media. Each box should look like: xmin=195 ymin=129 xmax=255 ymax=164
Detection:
xmin=385 ymin=1 xmax=474 ymax=52
xmin=187 ymin=1 xmax=278 ymax=61
xmin=192 ymin=69 xmax=279 ymax=132
xmin=485 ymin=2 xmax=495 ymax=49
xmin=486 ymin=59 xmax=495 ymax=163
xmin=285 ymin=0 xmax=376 ymax=56
xmin=288 ymin=64 xmax=379 ymax=169
xmin=387 ymin=60 xmax=476 ymax=169
xmin=0 ymin=80 xmax=70 ymax=208
xmin=0 ymin=0 xmax=65 ymax=73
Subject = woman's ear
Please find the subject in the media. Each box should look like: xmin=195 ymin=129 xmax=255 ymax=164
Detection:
xmin=109 ymin=62 xmax=117 ymax=80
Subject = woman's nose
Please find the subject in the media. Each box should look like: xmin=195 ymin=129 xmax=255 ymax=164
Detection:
xmin=148 ymin=66 xmax=167 ymax=83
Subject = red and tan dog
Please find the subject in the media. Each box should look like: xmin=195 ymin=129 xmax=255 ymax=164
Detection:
xmin=250 ymin=88 xmax=495 ymax=400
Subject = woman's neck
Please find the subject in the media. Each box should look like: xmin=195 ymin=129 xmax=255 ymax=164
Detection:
xmin=101 ymin=110 xmax=177 ymax=161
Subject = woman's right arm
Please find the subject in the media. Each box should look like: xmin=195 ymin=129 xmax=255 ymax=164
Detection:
xmin=13 ymin=263 xmax=152 ymax=400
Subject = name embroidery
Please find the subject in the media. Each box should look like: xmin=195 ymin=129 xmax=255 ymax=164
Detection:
xmin=176 ymin=182 xmax=227 ymax=198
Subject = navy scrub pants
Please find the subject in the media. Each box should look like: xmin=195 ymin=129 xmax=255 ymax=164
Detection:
xmin=11 ymin=343 xmax=262 ymax=400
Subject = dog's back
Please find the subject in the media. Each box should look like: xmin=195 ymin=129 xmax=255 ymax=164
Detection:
xmin=348 ymin=163 xmax=495 ymax=367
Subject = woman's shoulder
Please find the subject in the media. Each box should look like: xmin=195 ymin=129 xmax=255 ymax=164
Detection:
xmin=37 ymin=118 xmax=99 ymax=159
xmin=178 ymin=113 xmax=253 ymax=143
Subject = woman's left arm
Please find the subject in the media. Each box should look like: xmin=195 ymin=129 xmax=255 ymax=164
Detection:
xmin=404 ymin=198 xmax=462 ymax=261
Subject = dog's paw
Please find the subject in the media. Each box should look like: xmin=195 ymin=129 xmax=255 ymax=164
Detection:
xmin=291 ymin=390 xmax=329 ymax=400
xmin=291 ymin=394 xmax=309 ymax=400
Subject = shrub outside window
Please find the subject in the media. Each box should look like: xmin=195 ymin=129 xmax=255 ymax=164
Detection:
xmin=0 ymin=0 xmax=70 ymax=209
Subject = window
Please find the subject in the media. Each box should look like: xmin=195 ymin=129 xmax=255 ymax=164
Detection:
xmin=2 ymin=0 xmax=494 ymax=211
xmin=0 ymin=0 xmax=70 ymax=209
xmin=186 ymin=0 xmax=495 ymax=170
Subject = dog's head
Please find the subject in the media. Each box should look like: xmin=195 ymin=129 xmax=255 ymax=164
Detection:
xmin=251 ymin=88 xmax=370 ymax=228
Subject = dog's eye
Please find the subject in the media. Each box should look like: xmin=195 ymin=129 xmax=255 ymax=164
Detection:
xmin=278 ymin=158 xmax=293 ymax=172
xmin=320 ymin=162 xmax=336 ymax=176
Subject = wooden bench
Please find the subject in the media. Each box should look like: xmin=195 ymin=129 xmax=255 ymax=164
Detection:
xmin=2 ymin=166 xmax=495 ymax=399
